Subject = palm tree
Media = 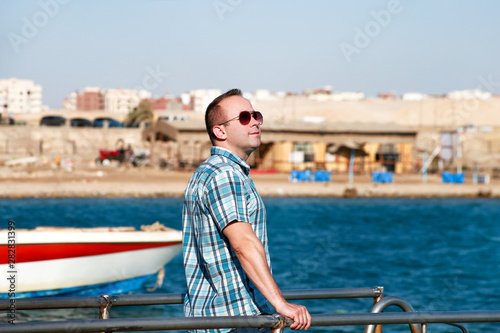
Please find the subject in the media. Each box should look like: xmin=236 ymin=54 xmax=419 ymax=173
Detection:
xmin=125 ymin=99 xmax=154 ymax=127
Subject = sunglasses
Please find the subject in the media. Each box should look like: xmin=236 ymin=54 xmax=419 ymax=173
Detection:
xmin=218 ymin=111 xmax=263 ymax=126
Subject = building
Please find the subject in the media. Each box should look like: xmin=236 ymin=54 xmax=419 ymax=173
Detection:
xmin=63 ymin=87 xmax=191 ymax=113
xmin=308 ymin=92 xmax=365 ymax=102
xmin=378 ymin=91 xmax=398 ymax=100
xmin=63 ymin=87 xmax=105 ymax=111
xmin=142 ymin=119 xmax=417 ymax=174
xmin=448 ymin=89 xmax=491 ymax=100
xmin=148 ymin=96 xmax=189 ymax=111
xmin=0 ymin=78 xmax=43 ymax=113
xmin=188 ymin=89 xmax=221 ymax=112
xmin=76 ymin=87 xmax=105 ymax=111
xmin=105 ymin=88 xmax=152 ymax=114
xmin=62 ymin=92 xmax=77 ymax=110
xmin=402 ymin=92 xmax=428 ymax=101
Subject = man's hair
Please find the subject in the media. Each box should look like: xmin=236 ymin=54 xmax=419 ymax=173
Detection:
xmin=205 ymin=88 xmax=243 ymax=144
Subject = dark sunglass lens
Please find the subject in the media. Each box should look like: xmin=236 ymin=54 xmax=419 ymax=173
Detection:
xmin=239 ymin=111 xmax=252 ymax=125
xmin=254 ymin=112 xmax=263 ymax=124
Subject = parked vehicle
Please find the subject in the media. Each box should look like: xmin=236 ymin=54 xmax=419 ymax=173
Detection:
xmin=93 ymin=117 xmax=124 ymax=128
xmin=40 ymin=116 xmax=66 ymax=126
xmin=129 ymin=148 xmax=150 ymax=167
xmin=125 ymin=121 xmax=150 ymax=128
xmin=96 ymin=147 xmax=150 ymax=167
xmin=158 ymin=115 xmax=189 ymax=121
xmin=70 ymin=118 xmax=93 ymax=127
xmin=96 ymin=149 xmax=126 ymax=165
xmin=96 ymin=138 xmax=133 ymax=165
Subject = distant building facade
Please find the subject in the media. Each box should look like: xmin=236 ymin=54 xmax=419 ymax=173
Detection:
xmin=448 ymin=89 xmax=491 ymax=100
xmin=307 ymin=92 xmax=365 ymax=102
xmin=64 ymin=87 xmax=106 ymax=111
xmin=63 ymin=87 xmax=192 ymax=113
xmin=0 ymin=78 xmax=42 ymax=113
xmin=143 ymin=120 xmax=417 ymax=174
xmin=77 ymin=87 xmax=105 ymax=111
xmin=105 ymin=89 xmax=152 ymax=114
xmin=378 ymin=91 xmax=398 ymax=100
xmin=402 ymin=92 xmax=428 ymax=101
xmin=301 ymin=86 xmax=364 ymax=102
xmin=188 ymin=89 xmax=221 ymax=112
xmin=62 ymin=92 xmax=77 ymax=110
xmin=147 ymin=96 xmax=189 ymax=111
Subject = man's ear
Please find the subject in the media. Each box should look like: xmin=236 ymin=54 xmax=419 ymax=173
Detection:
xmin=213 ymin=125 xmax=227 ymax=141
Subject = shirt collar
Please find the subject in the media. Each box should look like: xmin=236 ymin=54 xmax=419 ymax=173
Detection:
xmin=211 ymin=146 xmax=251 ymax=175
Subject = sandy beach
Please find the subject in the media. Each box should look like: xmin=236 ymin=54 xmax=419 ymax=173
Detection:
xmin=0 ymin=166 xmax=498 ymax=199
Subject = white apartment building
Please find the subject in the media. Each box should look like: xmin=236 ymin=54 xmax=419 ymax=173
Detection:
xmin=189 ymin=89 xmax=221 ymax=112
xmin=308 ymin=91 xmax=365 ymax=102
xmin=104 ymin=88 xmax=152 ymax=114
xmin=330 ymin=92 xmax=365 ymax=102
xmin=0 ymin=78 xmax=43 ymax=113
xmin=448 ymin=89 xmax=491 ymax=100
xmin=402 ymin=92 xmax=428 ymax=101
xmin=62 ymin=91 xmax=77 ymax=110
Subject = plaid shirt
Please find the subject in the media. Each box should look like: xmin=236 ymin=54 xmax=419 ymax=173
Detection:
xmin=182 ymin=146 xmax=271 ymax=332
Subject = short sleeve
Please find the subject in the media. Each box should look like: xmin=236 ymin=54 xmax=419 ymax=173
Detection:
xmin=206 ymin=170 xmax=249 ymax=231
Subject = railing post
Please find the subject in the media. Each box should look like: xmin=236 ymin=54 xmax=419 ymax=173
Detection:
xmin=271 ymin=315 xmax=286 ymax=333
xmin=99 ymin=294 xmax=112 ymax=333
xmin=99 ymin=295 xmax=112 ymax=319
xmin=373 ymin=286 xmax=384 ymax=333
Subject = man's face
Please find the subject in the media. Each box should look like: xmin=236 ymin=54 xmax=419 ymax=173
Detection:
xmin=218 ymin=96 xmax=262 ymax=158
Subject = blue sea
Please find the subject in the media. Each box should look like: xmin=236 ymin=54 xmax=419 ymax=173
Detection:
xmin=1 ymin=197 xmax=500 ymax=332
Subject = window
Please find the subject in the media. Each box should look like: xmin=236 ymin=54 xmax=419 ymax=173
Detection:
xmin=440 ymin=131 xmax=458 ymax=162
xmin=292 ymin=142 xmax=314 ymax=163
xmin=376 ymin=144 xmax=399 ymax=161
xmin=376 ymin=144 xmax=399 ymax=172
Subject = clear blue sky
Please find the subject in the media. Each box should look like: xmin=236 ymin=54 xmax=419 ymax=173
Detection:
xmin=1 ymin=0 xmax=499 ymax=108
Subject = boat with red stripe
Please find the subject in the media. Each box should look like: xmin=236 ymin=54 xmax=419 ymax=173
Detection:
xmin=0 ymin=223 xmax=182 ymax=298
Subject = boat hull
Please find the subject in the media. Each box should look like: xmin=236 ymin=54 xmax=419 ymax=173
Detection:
xmin=0 ymin=227 xmax=182 ymax=298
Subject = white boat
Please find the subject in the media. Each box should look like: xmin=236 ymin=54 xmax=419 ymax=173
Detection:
xmin=0 ymin=223 xmax=182 ymax=298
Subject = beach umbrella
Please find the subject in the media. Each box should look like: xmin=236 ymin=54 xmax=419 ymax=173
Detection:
xmin=332 ymin=140 xmax=367 ymax=184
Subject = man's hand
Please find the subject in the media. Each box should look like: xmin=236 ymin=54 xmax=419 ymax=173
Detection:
xmin=274 ymin=300 xmax=311 ymax=330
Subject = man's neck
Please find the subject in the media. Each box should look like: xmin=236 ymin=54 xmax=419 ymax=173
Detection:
xmin=214 ymin=143 xmax=252 ymax=161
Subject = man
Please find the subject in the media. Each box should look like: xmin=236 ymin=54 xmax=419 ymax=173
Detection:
xmin=183 ymin=89 xmax=311 ymax=332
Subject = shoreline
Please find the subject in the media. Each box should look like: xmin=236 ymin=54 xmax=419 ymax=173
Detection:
xmin=0 ymin=169 xmax=498 ymax=199
xmin=1 ymin=193 xmax=497 ymax=199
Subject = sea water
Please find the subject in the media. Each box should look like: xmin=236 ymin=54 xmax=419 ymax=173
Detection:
xmin=1 ymin=197 xmax=499 ymax=332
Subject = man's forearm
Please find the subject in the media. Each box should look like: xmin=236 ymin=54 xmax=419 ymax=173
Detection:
xmin=231 ymin=233 xmax=287 ymax=308
xmin=224 ymin=221 xmax=311 ymax=330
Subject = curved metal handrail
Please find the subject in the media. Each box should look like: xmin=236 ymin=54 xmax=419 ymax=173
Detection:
xmin=447 ymin=323 xmax=468 ymax=333
xmin=364 ymin=296 xmax=469 ymax=333
xmin=364 ymin=296 xmax=421 ymax=333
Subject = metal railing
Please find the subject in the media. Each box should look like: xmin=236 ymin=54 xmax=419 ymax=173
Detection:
xmin=0 ymin=287 xmax=383 ymax=318
xmin=1 ymin=287 xmax=500 ymax=332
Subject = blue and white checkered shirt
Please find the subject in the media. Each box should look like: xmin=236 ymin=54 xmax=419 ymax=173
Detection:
xmin=182 ymin=146 xmax=271 ymax=333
